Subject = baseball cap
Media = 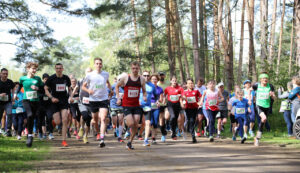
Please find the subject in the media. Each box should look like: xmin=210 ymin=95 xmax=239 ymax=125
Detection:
xmin=243 ymin=80 xmax=251 ymax=85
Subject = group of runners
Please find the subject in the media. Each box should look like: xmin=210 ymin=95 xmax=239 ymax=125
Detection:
xmin=1 ymin=58 xmax=294 ymax=150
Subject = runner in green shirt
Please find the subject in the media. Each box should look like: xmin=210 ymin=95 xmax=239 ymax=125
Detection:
xmin=19 ymin=62 xmax=43 ymax=147
xmin=252 ymin=73 xmax=276 ymax=146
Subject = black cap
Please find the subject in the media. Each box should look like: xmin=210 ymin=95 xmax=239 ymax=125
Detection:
xmin=158 ymin=71 xmax=165 ymax=75
xmin=42 ymin=73 xmax=49 ymax=79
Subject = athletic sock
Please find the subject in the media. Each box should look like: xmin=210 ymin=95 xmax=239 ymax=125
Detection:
xmin=217 ymin=130 xmax=221 ymax=135
xmin=118 ymin=125 xmax=123 ymax=138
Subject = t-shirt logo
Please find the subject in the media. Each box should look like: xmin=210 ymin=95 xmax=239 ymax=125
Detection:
xmin=56 ymin=84 xmax=66 ymax=92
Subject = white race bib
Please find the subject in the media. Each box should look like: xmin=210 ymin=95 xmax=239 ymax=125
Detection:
xmin=128 ymin=89 xmax=139 ymax=98
xmin=94 ymin=84 xmax=105 ymax=90
xmin=73 ymin=99 xmax=78 ymax=103
xmin=56 ymin=84 xmax=66 ymax=92
xmin=26 ymin=91 xmax=37 ymax=99
xmin=208 ymin=99 xmax=217 ymax=106
xmin=16 ymin=107 xmax=23 ymax=114
xmin=43 ymin=96 xmax=49 ymax=101
xmin=257 ymin=93 xmax=269 ymax=100
xmin=143 ymin=106 xmax=151 ymax=112
xmin=187 ymin=97 xmax=196 ymax=103
xmin=170 ymin=95 xmax=179 ymax=102
xmin=151 ymin=102 xmax=158 ymax=109
xmin=236 ymin=108 xmax=246 ymax=114
xmin=119 ymin=93 xmax=124 ymax=99
xmin=0 ymin=95 xmax=8 ymax=101
xmin=82 ymin=97 xmax=89 ymax=104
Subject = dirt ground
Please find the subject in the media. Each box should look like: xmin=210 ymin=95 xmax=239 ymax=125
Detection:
xmin=31 ymin=132 xmax=300 ymax=173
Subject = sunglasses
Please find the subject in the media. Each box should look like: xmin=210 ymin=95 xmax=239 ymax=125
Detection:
xmin=143 ymin=75 xmax=150 ymax=77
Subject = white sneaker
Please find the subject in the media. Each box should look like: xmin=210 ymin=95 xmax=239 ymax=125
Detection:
xmin=17 ymin=135 xmax=22 ymax=140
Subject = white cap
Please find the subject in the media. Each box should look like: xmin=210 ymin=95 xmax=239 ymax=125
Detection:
xmin=217 ymin=82 xmax=224 ymax=88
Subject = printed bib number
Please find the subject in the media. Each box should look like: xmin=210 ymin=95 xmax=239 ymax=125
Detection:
xmin=95 ymin=84 xmax=105 ymax=90
xmin=170 ymin=95 xmax=179 ymax=102
xmin=187 ymin=97 xmax=196 ymax=103
xmin=143 ymin=106 xmax=151 ymax=112
xmin=43 ymin=96 xmax=49 ymax=101
xmin=26 ymin=91 xmax=37 ymax=99
xmin=82 ymin=97 xmax=89 ymax=104
xmin=73 ymin=99 xmax=78 ymax=103
xmin=208 ymin=99 xmax=217 ymax=106
xmin=151 ymin=102 xmax=158 ymax=109
xmin=236 ymin=108 xmax=246 ymax=114
xmin=56 ymin=84 xmax=66 ymax=92
xmin=128 ymin=90 xmax=139 ymax=98
xmin=0 ymin=95 xmax=8 ymax=101
xmin=16 ymin=107 xmax=23 ymax=114
xmin=257 ymin=92 xmax=269 ymax=100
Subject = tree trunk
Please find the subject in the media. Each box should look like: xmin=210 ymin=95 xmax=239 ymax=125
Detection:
xmin=213 ymin=1 xmax=220 ymax=82
xmin=165 ymin=0 xmax=175 ymax=78
xmin=175 ymin=3 xmax=190 ymax=78
xmin=191 ymin=0 xmax=201 ymax=82
xmin=289 ymin=2 xmax=296 ymax=77
xmin=296 ymin=0 xmax=300 ymax=75
xmin=260 ymin=0 xmax=268 ymax=68
xmin=246 ymin=0 xmax=257 ymax=82
xmin=276 ymin=0 xmax=286 ymax=80
xmin=147 ymin=0 xmax=155 ymax=73
xmin=237 ymin=0 xmax=245 ymax=85
xmin=171 ymin=0 xmax=185 ymax=83
xmin=227 ymin=0 xmax=234 ymax=91
xmin=199 ymin=0 xmax=205 ymax=80
xmin=131 ymin=0 xmax=141 ymax=64
xmin=268 ymin=0 xmax=277 ymax=70
xmin=203 ymin=0 xmax=209 ymax=81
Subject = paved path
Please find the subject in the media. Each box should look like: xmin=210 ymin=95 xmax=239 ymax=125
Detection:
xmin=33 ymin=134 xmax=300 ymax=173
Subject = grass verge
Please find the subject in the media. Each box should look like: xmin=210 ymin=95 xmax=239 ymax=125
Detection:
xmin=0 ymin=135 xmax=50 ymax=172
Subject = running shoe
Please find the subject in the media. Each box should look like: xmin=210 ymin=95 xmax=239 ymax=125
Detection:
xmin=126 ymin=142 xmax=134 ymax=150
xmin=0 ymin=128 xmax=4 ymax=134
xmin=118 ymin=137 xmax=124 ymax=143
xmin=209 ymin=136 xmax=214 ymax=142
xmin=177 ymin=130 xmax=182 ymax=137
xmin=48 ymin=133 xmax=54 ymax=140
xmin=26 ymin=136 xmax=33 ymax=147
xmin=254 ymin=137 xmax=259 ymax=146
xmin=249 ymin=130 xmax=254 ymax=137
xmin=161 ymin=135 xmax=166 ymax=142
xmin=78 ymin=128 xmax=84 ymax=137
xmin=196 ymin=132 xmax=201 ymax=137
xmin=96 ymin=134 xmax=100 ymax=141
xmin=124 ymin=131 xmax=130 ymax=139
xmin=83 ymin=136 xmax=89 ymax=144
xmin=38 ymin=133 xmax=43 ymax=140
xmin=232 ymin=136 xmax=236 ymax=141
xmin=73 ymin=130 xmax=78 ymax=136
xmin=152 ymin=138 xmax=157 ymax=144
xmin=172 ymin=135 xmax=177 ymax=140
xmin=241 ymin=137 xmax=247 ymax=144
xmin=6 ymin=130 xmax=12 ymax=137
xmin=17 ymin=135 xmax=22 ymax=140
xmin=192 ymin=136 xmax=197 ymax=143
xmin=62 ymin=140 xmax=68 ymax=147
xmin=99 ymin=140 xmax=105 ymax=148
xmin=143 ymin=139 xmax=150 ymax=146
xmin=138 ymin=135 xmax=143 ymax=140
xmin=76 ymin=135 xmax=80 ymax=140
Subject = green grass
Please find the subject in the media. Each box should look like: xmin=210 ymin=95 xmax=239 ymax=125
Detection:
xmin=0 ymin=136 xmax=50 ymax=173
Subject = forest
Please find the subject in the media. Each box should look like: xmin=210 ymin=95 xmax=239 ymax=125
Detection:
xmin=1 ymin=0 xmax=299 ymax=91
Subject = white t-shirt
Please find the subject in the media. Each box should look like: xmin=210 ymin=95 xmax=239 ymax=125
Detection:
xmin=84 ymin=70 xmax=109 ymax=101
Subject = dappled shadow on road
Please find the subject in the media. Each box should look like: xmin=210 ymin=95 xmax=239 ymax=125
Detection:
xmin=34 ymin=133 xmax=300 ymax=173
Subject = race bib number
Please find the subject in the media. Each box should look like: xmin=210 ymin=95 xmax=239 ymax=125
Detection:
xmin=0 ymin=95 xmax=8 ymax=101
xmin=187 ymin=97 xmax=196 ymax=103
xmin=128 ymin=90 xmax=139 ymax=98
xmin=208 ymin=99 xmax=217 ymax=106
xmin=26 ymin=91 xmax=37 ymax=99
xmin=43 ymin=96 xmax=49 ymax=101
xmin=56 ymin=84 xmax=66 ymax=92
xmin=82 ymin=97 xmax=89 ymax=104
xmin=119 ymin=93 xmax=124 ymax=99
xmin=257 ymin=93 xmax=269 ymax=100
xmin=151 ymin=102 xmax=158 ymax=109
xmin=170 ymin=95 xmax=179 ymax=102
xmin=143 ymin=106 xmax=151 ymax=112
xmin=280 ymin=101 xmax=290 ymax=112
xmin=16 ymin=107 xmax=23 ymax=114
xmin=236 ymin=108 xmax=246 ymax=114
xmin=73 ymin=99 xmax=78 ymax=103
xmin=95 ymin=84 xmax=105 ymax=90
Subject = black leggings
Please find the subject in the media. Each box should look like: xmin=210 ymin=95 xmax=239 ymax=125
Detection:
xmin=167 ymin=102 xmax=181 ymax=137
xmin=185 ymin=109 xmax=197 ymax=138
xmin=37 ymin=105 xmax=53 ymax=134
xmin=70 ymin=103 xmax=81 ymax=122
xmin=22 ymin=100 xmax=39 ymax=135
